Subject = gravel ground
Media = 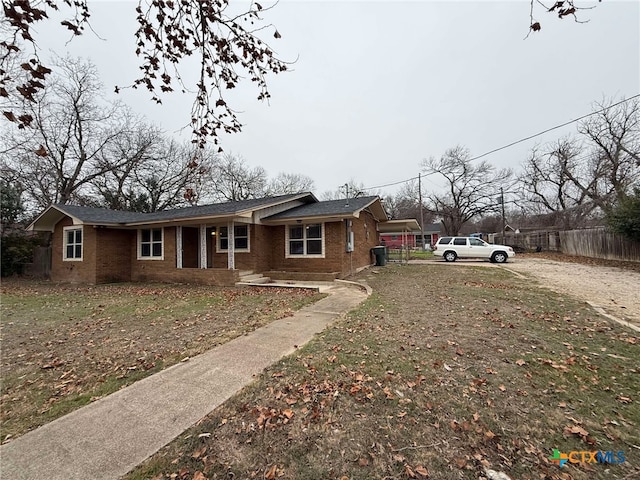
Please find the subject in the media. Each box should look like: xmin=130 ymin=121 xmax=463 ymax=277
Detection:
xmin=501 ymin=255 xmax=640 ymax=329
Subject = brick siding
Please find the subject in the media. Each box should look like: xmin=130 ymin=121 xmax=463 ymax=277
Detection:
xmin=269 ymin=213 xmax=379 ymax=278
xmin=96 ymin=229 xmax=133 ymax=283
xmin=130 ymin=226 xmax=177 ymax=281
xmin=50 ymin=211 xmax=381 ymax=285
xmin=51 ymin=218 xmax=96 ymax=284
xmin=210 ymin=224 xmax=275 ymax=272
xmin=348 ymin=211 xmax=380 ymax=274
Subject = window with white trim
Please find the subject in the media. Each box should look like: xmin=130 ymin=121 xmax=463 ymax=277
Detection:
xmin=218 ymin=225 xmax=250 ymax=252
xmin=287 ymin=223 xmax=324 ymax=257
xmin=138 ymin=228 xmax=163 ymax=259
xmin=63 ymin=226 xmax=83 ymax=261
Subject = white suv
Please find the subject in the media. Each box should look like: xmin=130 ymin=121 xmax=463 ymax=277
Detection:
xmin=433 ymin=236 xmax=515 ymax=263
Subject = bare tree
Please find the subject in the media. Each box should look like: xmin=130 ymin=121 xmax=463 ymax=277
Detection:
xmin=1 ymin=57 xmax=143 ymax=209
xmin=421 ymin=146 xmax=513 ymax=235
xmin=518 ymin=138 xmax=598 ymax=229
xmin=87 ymin=120 xmax=162 ymax=210
xmin=133 ymin=141 xmax=214 ymax=211
xmin=384 ymin=180 xmax=419 ymax=219
xmin=320 ymin=180 xmax=379 ymax=201
xmin=202 ymin=156 xmax=317 ymax=203
xmin=1 ymin=1 xmax=288 ymax=148
xmin=383 ymin=180 xmax=435 ymax=225
xmin=518 ymin=97 xmax=640 ymax=227
xmin=206 ymin=153 xmax=267 ymax=202
xmin=90 ymin=136 xmax=210 ymax=212
xmin=266 ymin=173 xmax=315 ymax=196
xmin=576 ymin=97 xmax=640 ymax=205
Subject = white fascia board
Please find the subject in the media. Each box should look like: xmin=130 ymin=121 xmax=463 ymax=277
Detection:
xmin=26 ymin=206 xmax=82 ymax=232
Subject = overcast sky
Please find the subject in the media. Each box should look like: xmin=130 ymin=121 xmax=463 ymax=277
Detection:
xmin=34 ymin=0 xmax=640 ymax=198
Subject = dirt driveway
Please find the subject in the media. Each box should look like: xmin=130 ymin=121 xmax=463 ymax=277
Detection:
xmin=501 ymin=256 xmax=640 ymax=329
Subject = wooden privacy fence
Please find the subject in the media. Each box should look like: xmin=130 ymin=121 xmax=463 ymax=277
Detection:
xmin=23 ymin=246 xmax=51 ymax=278
xmin=560 ymin=227 xmax=640 ymax=262
xmin=496 ymin=231 xmax=560 ymax=252
xmin=500 ymin=228 xmax=640 ymax=263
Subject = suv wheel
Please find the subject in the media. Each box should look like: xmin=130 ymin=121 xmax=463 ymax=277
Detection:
xmin=443 ymin=251 xmax=457 ymax=262
xmin=491 ymin=251 xmax=508 ymax=263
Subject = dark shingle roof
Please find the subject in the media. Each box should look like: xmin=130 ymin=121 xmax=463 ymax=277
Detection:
xmin=423 ymin=222 xmax=442 ymax=233
xmin=137 ymin=193 xmax=314 ymax=223
xmin=54 ymin=193 xmax=315 ymax=225
xmin=264 ymin=196 xmax=380 ymax=220
xmin=52 ymin=205 xmax=144 ymax=224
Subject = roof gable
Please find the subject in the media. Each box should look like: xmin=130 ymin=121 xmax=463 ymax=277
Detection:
xmin=262 ymin=196 xmax=387 ymax=223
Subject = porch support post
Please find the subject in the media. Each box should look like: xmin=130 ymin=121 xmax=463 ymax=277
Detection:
xmin=199 ymin=224 xmax=207 ymax=269
xmin=404 ymin=228 xmax=408 ymax=264
xmin=176 ymin=226 xmax=183 ymax=269
xmin=227 ymin=220 xmax=235 ymax=270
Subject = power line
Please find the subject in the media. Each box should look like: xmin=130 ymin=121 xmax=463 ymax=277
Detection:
xmin=363 ymin=175 xmax=420 ymax=191
xmin=467 ymin=93 xmax=640 ymax=163
xmin=360 ymin=93 xmax=640 ymax=193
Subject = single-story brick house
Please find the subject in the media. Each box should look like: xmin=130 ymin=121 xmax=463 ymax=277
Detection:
xmin=27 ymin=193 xmax=388 ymax=285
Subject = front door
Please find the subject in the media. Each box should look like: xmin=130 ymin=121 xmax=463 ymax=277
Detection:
xmin=181 ymin=227 xmax=199 ymax=268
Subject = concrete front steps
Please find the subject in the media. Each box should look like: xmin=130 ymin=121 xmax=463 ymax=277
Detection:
xmin=236 ymin=271 xmax=271 ymax=286
xmin=235 ymin=271 xmax=335 ymax=293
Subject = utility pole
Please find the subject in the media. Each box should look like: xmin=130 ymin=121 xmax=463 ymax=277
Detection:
xmin=500 ymin=187 xmax=506 ymax=244
xmin=418 ymin=173 xmax=425 ymax=250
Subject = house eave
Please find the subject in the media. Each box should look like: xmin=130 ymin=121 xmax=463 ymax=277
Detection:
xmin=124 ymin=211 xmax=252 ymax=227
xmin=26 ymin=205 xmax=81 ymax=232
xmin=361 ymin=199 xmax=387 ymax=222
xmin=378 ymin=219 xmax=421 ymax=232
xmin=261 ymin=213 xmax=360 ymax=225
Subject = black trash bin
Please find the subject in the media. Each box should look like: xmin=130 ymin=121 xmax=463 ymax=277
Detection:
xmin=371 ymin=246 xmax=387 ymax=266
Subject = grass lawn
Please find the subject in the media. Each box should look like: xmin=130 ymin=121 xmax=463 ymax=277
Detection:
xmin=387 ymin=249 xmax=434 ymax=261
xmin=0 ymin=280 xmax=324 ymax=441
xmin=125 ymin=264 xmax=639 ymax=480
xmin=408 ymin=250 xmax=434 ymax=260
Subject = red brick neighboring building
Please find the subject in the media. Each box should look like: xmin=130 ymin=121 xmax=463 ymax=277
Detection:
xmin=379 ymin=221 xmax=441 ymax=249
xmin=28 ymin=193 xmax=388 ymax=285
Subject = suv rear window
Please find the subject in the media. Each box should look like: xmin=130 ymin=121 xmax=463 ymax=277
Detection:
xmin=453 ymin=238 xmax=467 ymax=246
xmin=438 ymin=237 xmax=452 ymax=245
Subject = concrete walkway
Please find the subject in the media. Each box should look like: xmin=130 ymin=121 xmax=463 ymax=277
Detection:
xmin=0 ymin=281 xmax=368 ymax=480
